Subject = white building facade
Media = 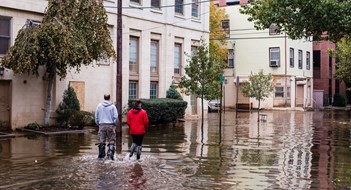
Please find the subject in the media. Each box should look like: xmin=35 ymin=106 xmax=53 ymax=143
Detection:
xmin=219 ymin=1 xmax=313 ymax=110
xmin=0 ymin=0 xmax=209 ymax=129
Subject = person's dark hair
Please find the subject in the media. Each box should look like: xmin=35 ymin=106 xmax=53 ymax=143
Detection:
xmin=104 ymin=94 xmax=111 ymax=100
xmin=131 ymin=99 xmax=142 ymax=109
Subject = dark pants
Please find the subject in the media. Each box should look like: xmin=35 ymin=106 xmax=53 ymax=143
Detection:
xmin=131 ymin=134 xmax=144 ymax=146
xmin=98 ymin=125 xmax=116 ymax=144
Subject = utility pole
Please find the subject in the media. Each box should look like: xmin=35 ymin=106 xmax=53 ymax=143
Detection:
xmin=116 ymin=0 xmax=122 ymax=134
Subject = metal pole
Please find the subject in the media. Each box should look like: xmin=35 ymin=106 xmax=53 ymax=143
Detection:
xmin=116 ymin=0 xmax=122 ymax=134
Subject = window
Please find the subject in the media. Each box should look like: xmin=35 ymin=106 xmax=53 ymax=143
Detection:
xmin=0 ymin=16 xmax=11 ymax=55
xmin=275 ymin=87 xmax=284 ymax=98
xmin=191 ymin=0 xmax=199 ymax=18
xmin=269 ymin=47 xmax=280 ymax=67
xmin=228 ymin=49 xmax=234 ymax=68
xmin=174 ymin=43 xmax=182 ymax=75
xmin=130 ymin=0 xmax=141 ymax=4
xmin=306 ymin=51 xmax=310 ymax=70
xmin=222 ymin=20 xmax=230 ymax=38
xmin=129 ymin=37 xmax=139 ymax=73
xmin=129 ymin=81 xmax=138 ymax=100
xmin=313 ymin=50 xmax=321 ymax=79
xmin=175 ymin=0 xmax=184 ymax=15
xmin=269 ymin=24 xmax=279 ymax=35
xmin=298 ymin=50 xmax=303 ymax=69
xmin=191 ymin=46 xmax=198 ymax=57
xmin=150 ymin=40 xmax=159 ymax=75
xmin=151 ymin=0 xmax=160 ymax=8
xmin=150 ymin=82 xmax=158 ymax=99
xmin=290 ymin=48 xmax=294 ymax=67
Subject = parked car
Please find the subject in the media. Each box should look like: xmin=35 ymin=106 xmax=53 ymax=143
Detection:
xmin=208 ymin=99 xmax=220 ymax=113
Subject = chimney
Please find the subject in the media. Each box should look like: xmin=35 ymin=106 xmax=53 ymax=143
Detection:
xmin=219 ymin=0 xmax=226 ymax=7
xmin=240 ymin=0 xmax=249 ymax=4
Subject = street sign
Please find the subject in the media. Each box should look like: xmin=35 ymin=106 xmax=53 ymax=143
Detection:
xmin=219 ymin=75 xmax=225 ymax=84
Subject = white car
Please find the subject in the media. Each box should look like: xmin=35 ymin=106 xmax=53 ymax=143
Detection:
xmin=208 ymin=99 xmax=220 ymax=113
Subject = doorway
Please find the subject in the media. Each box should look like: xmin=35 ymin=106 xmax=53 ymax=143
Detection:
xmin=0 ymin=80 xmax=11 ymax=130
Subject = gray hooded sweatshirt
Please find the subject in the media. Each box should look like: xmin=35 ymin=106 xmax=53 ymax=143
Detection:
xmin=95 ymin=101 xmax=118 ymax=125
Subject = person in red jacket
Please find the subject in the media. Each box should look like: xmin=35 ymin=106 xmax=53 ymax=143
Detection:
xmin=127 ymin=99 xmax=149 ymax=160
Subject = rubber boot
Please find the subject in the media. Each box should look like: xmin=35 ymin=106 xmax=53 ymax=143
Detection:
xmin=106 ymin=144 xmax=115 ymax=160
xmin=136 ymin=146 xmax=142 ymax=160
xmin=98 ymin=143 xmax=106 ymax=158
xmin=129 ymin=143 xmax=137 ymax=158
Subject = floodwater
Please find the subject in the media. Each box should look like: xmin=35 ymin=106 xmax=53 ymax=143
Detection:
xmin=0 ymin=110 xmax=351 ymax=190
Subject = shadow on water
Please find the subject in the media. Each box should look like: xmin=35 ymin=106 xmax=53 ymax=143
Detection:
xmin=1 ymin=110 xmax=351 ymax=189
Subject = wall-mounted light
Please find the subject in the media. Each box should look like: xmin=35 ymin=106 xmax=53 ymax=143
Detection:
xmin=0 ymin=66 xmax=4 ymax=76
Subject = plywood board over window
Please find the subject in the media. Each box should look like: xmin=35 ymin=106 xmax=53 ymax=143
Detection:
xmin=69 ymin=81 xmax=85 ymax=110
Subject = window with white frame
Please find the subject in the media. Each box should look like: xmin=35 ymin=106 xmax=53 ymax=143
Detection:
xmin=150 ymin=40 xmax=159 ymax=75
xmin=290 ymin=48 xmax=294 ymax=67
xmin=130 ymin=0 xmax=141 ymax=5
xmin=191 ymin=46 xmax=198 ymax=57
xmin=151 ymin=0 xmax=160 ymax=9
xmin=150 ymin=82 xmax=158 ymax=99
xmin=129 ymin=37 xmax=139 ymax=73
xmin=174 ymin=43 xmax=182 ymax=75
xmin=0 ymin=16 xmax=11 ymax=55
xmin=306 ymin=51 xmax=310 ymax=70
xmin=269 ymin=47 xmax=280 ymax=67
xmin=298 ymin=50 xmax=303 ymax=69
xmin=129 ymin=81 xmax=138 ymax=100
xmin=222 ymin=20 xmax=230 ymax=38
xmin=269 ymin=24 xmax=279 ymax=35
xmin=228 ymin=49 xmax=234 ymax=68
xmin=175 ymin=0 xmax=184 ymax=15
xmin=191 ymin=0 xmax=199 ymax=18
xmin=275 ymin=87 xmax=284 ymax=98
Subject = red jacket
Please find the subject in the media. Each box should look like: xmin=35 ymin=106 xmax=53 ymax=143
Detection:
xmin=127 ymin=108 xmax=149 ymax=135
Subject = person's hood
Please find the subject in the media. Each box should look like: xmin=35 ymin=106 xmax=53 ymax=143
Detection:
xmin=102 ymin=101 xmax=113 ymax=107
xmin=131 ymin=106 xmax=142 ymax=113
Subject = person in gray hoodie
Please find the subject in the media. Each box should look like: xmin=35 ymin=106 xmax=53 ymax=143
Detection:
xmin=95 ymin=94 xmax=118 ymax=160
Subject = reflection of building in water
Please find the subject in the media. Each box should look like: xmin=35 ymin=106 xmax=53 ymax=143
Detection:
xmin=277 ymin=112 xmax=313 ymax=189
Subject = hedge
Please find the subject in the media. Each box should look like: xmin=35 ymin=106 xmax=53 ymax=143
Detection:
xmin=128 ymin=98 xmax=187 ymax=124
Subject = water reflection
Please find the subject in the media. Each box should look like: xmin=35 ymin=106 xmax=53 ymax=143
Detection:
xmin=0 ymin=111 xmax=351 ymax=189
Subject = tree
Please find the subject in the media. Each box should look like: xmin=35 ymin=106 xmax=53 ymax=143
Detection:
xmin=1 ymin=0 xmax=115 ymax=126
xmin=56 ymin=85 xmax=80 ymax=127
xmin=166 ymin=85 xmax=183 ymax=100
xmin=240 ymin=0 xmax=351 ymax=42
xmin=332 ymin=37 xmax=351 ymax=90
xmin=241 ymin=70 xmax=274 ymax=121
xmin=178 ymin=40 xmax=224 ymax=124
xmin=209 ymin=1 xmax=228 ymax=63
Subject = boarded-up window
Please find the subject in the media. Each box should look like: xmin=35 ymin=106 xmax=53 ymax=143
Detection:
xmin=69 ymin=81 xmax=85 ymax=110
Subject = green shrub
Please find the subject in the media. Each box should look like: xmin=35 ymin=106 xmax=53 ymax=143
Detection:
xmin=69 ymin=111 xmax=95 ymax=128
xmin=56 ymin=85 xmax=80 ymax=127
xmin=25 ymin=122 xmax=43 ymax=131
xmin=166 ymin=85 xmax=183 ymax=100
xmin=128 ymin=98 xmax=187 ymax=124
xmin=333 ymin=93 xmax=348 ymax=107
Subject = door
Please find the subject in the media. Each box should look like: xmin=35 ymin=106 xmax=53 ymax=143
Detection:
xmin=0 ymin=81 xmax=11 ymax=129
xmin=296 ymin=85 xmax=304 ymax=107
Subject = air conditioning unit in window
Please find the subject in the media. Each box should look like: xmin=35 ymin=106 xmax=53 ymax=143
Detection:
xmin=270 ymin=60 xmax=280 ymax=67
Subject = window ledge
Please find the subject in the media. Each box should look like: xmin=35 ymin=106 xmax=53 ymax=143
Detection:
xmin=129 ymin=3 xmax=143 ymax=9
xmin=174 ymin=14 xmax=185 ymax=19
xmin=191 ymin=18 xmax=201 ymax=23
xmin=150 ymin=8 xmax=163 ymax=14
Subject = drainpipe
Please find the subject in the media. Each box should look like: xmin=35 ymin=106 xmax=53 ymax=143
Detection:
xmin=284 ymin=33 xmax=288 ymax=107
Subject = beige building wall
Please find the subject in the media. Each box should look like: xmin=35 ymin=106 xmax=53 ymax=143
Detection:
xmin=0 ymin=0 xmax=210 ymax=129
xmin=222 ymin=5 xmax=313 ymax=110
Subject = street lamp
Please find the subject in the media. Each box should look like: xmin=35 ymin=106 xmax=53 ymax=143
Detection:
xmin=0 ymin=66 xmax=4 ymax=76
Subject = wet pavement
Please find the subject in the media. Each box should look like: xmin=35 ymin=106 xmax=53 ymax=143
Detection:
xmin=0 ymin=110 xmax=351 ymax=189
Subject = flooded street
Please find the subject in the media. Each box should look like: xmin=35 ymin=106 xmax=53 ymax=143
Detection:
xmin=1 ymin=110 xmax=351 ymax=189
